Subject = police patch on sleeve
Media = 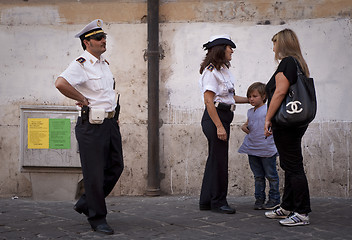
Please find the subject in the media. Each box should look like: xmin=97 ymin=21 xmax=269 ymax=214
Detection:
xmin=207 ymin=63 xmax=215 ymax=72
xmin=76 ymin=57 xmax=86 ymax=64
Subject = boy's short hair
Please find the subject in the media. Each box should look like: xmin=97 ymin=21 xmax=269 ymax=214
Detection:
xmin=247 ymin=82 xmax=267 ymax=103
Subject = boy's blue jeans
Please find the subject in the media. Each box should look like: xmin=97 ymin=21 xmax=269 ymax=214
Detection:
xmin=248 ymin=154 xmax=280 ymax=202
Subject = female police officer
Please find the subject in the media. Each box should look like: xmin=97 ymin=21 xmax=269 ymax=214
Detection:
xmin=199 ymin=35 xmax=248 ymax=214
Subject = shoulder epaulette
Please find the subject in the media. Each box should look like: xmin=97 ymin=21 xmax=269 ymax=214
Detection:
xmin=76 ymin=57 xmax=86 ymax=64
xmin=105 ymin=59 xmax=110 ymax=65
xmin=207 ymin=63 xmax=215 ymax=72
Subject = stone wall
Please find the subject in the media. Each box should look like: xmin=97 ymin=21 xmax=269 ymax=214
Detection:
xmin=0 ymin=0 xmax=351 ymax=198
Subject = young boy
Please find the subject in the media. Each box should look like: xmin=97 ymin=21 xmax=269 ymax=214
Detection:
xmin=238 ymin=82 xmax=280 ymax=210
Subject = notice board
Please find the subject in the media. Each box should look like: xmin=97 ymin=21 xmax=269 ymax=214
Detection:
xmin=20 ymin=105 xmax=81 ymax=168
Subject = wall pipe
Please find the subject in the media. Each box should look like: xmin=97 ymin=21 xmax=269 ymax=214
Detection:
xmin=146 ymin=0 xmax=161 ymax=196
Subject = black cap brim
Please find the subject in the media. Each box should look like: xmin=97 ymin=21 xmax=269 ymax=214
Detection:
xmin=79 ymin=28 xmax=103 ymax=40
xmin=203 ymin=38 xmax=236 ymax=50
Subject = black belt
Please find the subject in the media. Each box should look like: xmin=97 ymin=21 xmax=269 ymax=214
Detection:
xmin=78 ymin=109 xmax=115 ymax=119
xmin=214 ymin=102 xmax=236 ymax=111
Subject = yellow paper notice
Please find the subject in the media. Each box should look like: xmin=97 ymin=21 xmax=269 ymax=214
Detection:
xmin=28 ymin=118 xmax=49 ymax=149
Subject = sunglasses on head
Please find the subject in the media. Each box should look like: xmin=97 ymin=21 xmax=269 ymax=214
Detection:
xmin=90 ymin=33 xmax=107 ymax=41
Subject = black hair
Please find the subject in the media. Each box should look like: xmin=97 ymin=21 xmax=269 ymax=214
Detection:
xmin=199 ymin=45 xmax=229 ymax=74
xmin=80 ymin=38 xmax=88 ymax=50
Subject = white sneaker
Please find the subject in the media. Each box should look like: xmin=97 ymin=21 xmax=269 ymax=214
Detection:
xmin=279 ymin=212 xmax=310 ymax=226
xmin=265 ymin=207 xmax=291 ymax=219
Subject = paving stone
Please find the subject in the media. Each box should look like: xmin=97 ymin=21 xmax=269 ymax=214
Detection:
xmin=0 ymin=196 xmax=351 ymax=239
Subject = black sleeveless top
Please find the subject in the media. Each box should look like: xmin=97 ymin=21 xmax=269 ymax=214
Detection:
xmin=265 ymin=56 xmax=299 ymax=108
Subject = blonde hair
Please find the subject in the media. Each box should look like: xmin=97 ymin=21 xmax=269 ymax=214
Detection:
xmin=272 ymin=29 xmax=310 ymax=77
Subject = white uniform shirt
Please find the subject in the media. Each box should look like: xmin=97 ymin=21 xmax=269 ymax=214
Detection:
xmin=199 ymin=65 xmax=236 ymax=105
xmin=59 ymin=50 xmax=116 ymax=112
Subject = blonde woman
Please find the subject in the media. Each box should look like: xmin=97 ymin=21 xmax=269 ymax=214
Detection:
xmin=264 ymin=29 xmax=311 ymax=226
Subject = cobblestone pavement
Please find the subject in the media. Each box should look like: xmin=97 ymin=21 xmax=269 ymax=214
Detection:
xmin=0 ymin=196 xmax=351 ymax=239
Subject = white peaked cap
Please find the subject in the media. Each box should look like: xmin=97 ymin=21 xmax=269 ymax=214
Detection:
xmin=208 ymin=34 xmax=232 ymax=42
xmin=74 ymin=19 xmax=104 ymax=39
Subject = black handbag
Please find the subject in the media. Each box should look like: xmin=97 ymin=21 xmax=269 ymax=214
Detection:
xmin=273 ymin=58 xmax=317 ymax=127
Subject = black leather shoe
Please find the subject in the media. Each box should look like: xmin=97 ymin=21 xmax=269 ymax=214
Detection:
xmin=73 ymin=205 xmax=89 ymax=217
xmin=92 ymin=223 xmax=114 ymax=235
xmin=212 ymin=205 xmax=236 ymax=214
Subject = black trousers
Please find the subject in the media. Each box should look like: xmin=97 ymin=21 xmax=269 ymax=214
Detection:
xmin=200 ymin=108 xmax=234 ymax=209
xmin=273 ymin=125 xmax=311 ymax=214
xmin=75 ymin=117 xmax=124 ymax=227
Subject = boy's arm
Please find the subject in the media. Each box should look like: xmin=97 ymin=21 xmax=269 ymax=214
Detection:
xmin=241 ymin=119 xmax=250 ymax=134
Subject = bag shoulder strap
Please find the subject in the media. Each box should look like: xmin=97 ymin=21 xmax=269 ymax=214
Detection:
xmin=292 ymin=57 xmax=303 ymax=75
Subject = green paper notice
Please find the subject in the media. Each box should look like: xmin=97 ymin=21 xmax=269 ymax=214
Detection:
xmin=49 ymin=119 xmax=71 ymax=149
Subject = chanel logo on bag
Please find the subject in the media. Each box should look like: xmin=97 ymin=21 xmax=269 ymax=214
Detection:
xmin=286 ymin=101 xmax=303 ymax=114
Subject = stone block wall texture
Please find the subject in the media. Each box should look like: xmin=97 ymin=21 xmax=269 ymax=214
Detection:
xmin=0 ymin=0 xmax=351 ymax=198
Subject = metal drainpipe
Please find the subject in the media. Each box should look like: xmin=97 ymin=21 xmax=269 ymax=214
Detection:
xmin=146 ymin=0 xmax=161 ymax=196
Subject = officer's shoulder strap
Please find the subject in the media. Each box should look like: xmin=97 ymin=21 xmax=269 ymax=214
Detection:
xmin=76 ymin=57 xmax=86 ymax=65
xmin=206 ymin=63 xmax=215 ymax=72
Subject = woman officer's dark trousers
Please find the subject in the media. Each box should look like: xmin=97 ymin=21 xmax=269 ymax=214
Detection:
xmin=200 ymin=108 xmax=234 ymax=209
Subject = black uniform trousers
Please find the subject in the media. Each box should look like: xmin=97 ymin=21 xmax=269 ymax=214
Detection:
xmin=75 ymin=117 xmax=124 ymax=228
xmin=200 ymin=108 xmax=234 ymax=209
xmin=272 ymin=125 xmax=311 ymax=214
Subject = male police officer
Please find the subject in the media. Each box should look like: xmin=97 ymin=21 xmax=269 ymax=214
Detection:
xmin=55 ymin=19 xmax=123 ymax=235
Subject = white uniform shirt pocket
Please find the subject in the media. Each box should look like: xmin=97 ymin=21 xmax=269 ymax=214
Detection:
xmin=218 ymin=81 xmax=229 ymax=97
xmin=85 ymin=72 xmax=104 ymax=91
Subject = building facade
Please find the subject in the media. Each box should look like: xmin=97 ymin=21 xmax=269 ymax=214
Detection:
xmin=0 ymin=0 xmax=351 ymax=199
